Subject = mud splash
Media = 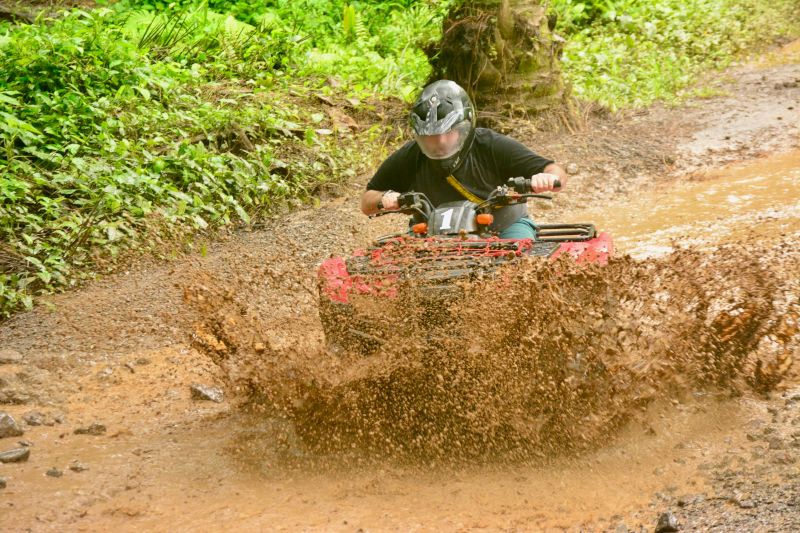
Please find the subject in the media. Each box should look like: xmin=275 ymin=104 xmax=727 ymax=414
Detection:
xmin=184 ymin=239 xmax=798 ymax=463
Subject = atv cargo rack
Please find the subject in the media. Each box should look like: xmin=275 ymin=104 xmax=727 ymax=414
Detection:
xmin=345 ymin=237 xmax=561 ymax=284
xmin=535 ymin=223 xmax=597 ymax=242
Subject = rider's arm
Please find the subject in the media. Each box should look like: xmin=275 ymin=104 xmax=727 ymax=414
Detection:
xmin=488 ymin=131 xmax=566 ymax=193
xmin=530 ymin=163 xmax=568 ymax=193
xmin=362 ymin=141 xmax=416 ymax=215
xmin=361 ymin=189 xmax=401 ymax=216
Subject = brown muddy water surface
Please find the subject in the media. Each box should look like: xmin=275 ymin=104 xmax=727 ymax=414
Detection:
xmin=568 ymin=150 xmax=800 ymax=258
xmin=2 ymin=148 xmax=799 ymax=531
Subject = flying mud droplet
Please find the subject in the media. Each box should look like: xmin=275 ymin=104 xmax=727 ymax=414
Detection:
xmin=183 ymin=239 xmax=798 ymax=464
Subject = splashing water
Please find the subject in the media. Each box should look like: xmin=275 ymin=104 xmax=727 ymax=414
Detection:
xmin=184 ymin=237 xmax=798 ymax=464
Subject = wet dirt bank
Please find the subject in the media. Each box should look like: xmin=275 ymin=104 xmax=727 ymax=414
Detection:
xmin=1 ymin=39 xmax=799 ymax=531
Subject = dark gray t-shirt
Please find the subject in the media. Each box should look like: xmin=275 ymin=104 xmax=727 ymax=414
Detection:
xmin=366 ymin=128 xmax=553 ymax=205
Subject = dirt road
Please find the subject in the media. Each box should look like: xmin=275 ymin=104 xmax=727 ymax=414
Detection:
xmin=0 ymin=40 xmax=798 ymax=532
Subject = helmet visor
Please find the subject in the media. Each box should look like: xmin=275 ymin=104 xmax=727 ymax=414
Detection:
xmin=414 ymin=120 xmax=471 ymax=160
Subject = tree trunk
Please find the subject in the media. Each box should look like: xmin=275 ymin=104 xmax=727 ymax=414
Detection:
xmin=0 ymin=7 xmax=33 ymax=24
xmin=428 ymin=0 xmax=573 ymax=127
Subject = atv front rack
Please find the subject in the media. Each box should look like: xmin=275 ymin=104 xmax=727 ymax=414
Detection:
xmin=535 ymin=223 xmax=597 ymax=242
xmin=346 ymin=237 xmax=560 ymax=285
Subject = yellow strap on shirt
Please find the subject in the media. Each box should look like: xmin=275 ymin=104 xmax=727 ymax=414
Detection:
xmin=445 ymin=174 xmax=483 ymax=204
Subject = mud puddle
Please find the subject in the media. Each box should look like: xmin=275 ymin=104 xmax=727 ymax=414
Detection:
xmin=5 ymin=396 xmax=754 ymax=532
xmin=566 ymin=149 xmax=800 ymax=258
xmin=166 ymin=150 xmax=799 ymax=530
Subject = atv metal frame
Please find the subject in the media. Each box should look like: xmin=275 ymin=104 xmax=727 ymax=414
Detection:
xmin=317 ymin=178 xmax=613 ymax=351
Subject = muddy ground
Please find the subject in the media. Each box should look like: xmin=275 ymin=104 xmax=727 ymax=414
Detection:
xmin=0 ymin=40 xmax=799 ymax=532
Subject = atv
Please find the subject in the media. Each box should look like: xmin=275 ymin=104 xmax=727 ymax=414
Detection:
xmin=317 ymin=177 xmax=613 ymax=352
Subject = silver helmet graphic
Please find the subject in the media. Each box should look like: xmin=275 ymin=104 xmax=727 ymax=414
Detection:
xmin=410 ymin=80 xmax=476 ymax=172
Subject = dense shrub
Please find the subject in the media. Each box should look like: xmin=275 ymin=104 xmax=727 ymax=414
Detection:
xmin=550 ymin=0 xmax=800 ymax=107
xmin=0 ymin=7 xmax=403 ymax=317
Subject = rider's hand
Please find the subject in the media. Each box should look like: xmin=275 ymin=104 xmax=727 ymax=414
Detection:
xmin=379 ymin=190 xmax=401 ymax=211
xmin=530 ymin=173 xmax=561 ymax=193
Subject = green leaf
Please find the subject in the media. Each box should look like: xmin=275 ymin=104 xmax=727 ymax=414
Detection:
xmin=234 ymin=204 xmax=250 ymax=223
xmin=193 ymin=214 xmax=208 ymax=229
xmin=0 ymin=92 xmax=21 ymax=106
xmin=106 ymin=226 xmax=121 ymax=241
xmin=135 ymin=87 xmax=151 ymax=100
xmin=0 ymin=112 xmax=42 ymax=135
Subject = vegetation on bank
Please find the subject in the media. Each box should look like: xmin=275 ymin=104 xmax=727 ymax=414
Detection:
xmin=1 ymin=0 xmax=798 ymax=318
xmin=0 ymin=1 xmax=451 ymax=316
xmin=551 ymin=0 xmax=800 ymax=107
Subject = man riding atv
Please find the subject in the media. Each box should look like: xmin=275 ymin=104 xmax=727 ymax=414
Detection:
xmin=361 ymin=79 xmax=568 ymax=238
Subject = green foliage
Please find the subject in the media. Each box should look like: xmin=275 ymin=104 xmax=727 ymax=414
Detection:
xmin=118 ymin=0 xmax=452 ymax=97
xmin=0 ymin=6 xmax=397 ymax=318
xmin=342 ymin=4 xmax=357 ymax=42
xmin=2 ymin=0 xmax=797 ymax=319
xmin=549 ymin=0 xmax=800 ymax=108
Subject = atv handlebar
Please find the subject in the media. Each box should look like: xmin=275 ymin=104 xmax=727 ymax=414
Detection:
xmin=370 ymin=191 xmax=434 ymax=221
xmin=507 ymin=176 xmax=561 ymax=194
xmin=475 ymin=178 xmax=557 ymax=211
xmin=370 ymin=177 xmax=559 ymax=220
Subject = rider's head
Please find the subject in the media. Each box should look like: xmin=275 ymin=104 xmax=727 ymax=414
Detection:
xmin=409 ymin=80 xmax=476 ymax=173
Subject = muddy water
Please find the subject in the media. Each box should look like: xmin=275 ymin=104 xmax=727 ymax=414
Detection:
xmin=567 ymin=150 xmax=800 ymax=258
xmin=4 ymin=151 xmax=799 ymax=531
xmin=175 ymin=153 xmax=795 ymax=526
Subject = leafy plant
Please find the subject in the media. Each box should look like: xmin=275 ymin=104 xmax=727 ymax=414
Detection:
xmin=0 ymin=5 xmax=405 ymax=318
xmin=549 ymin=0 xmax=800 ymax=108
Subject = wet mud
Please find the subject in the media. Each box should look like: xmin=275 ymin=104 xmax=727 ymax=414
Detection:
xmin=1 ymin=39 xmax=799 ymax=532
xmin=184 ymin=239 xmax=798 ymax=463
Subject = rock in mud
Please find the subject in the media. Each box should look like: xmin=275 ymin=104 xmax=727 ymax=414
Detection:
xmin=737 ymin=499 xmax=756 ymax=509
xmin=190 ymin=384 xmax=224 ymax=403
xmin=22 ymin=411 xmax=47 ymax=426
xmin=655 ymin=511 xmax=679 ymax=532
xmin=0 ymin=447 xmax=30 ymax=463
xmin=0 ymin=388 xmax=32 ymax=405
xmin=768 ymin=437 xmax=785 ymax=450
xmin=69 ymin=461 xmax=88 ymax=473
xmin=73 ymin=423 xmax=106 ymax=436
xmin=0 ymin=412 xmax=23 ymax=438
xmin=46 ymin=467 xmax=63 ymax=478
xmin=0 ymin=350 xmax=22 ymax=365
xmin=96 ymin=366 xmax=114 ymax=379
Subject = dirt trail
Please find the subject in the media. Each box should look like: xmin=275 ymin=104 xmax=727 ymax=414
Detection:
xmin=1 ymin=40 xmax=799 ymax=532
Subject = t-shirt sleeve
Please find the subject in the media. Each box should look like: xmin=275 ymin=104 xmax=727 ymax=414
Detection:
xmin=365 ymin=141 xmax=417 ymax=192
xmin=491 ymin=132 xmax=554 ymax=179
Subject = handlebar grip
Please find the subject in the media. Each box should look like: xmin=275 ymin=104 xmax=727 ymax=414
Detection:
xmin=507 ymin=177 xmax=530 ymax=194
xmin=507 ymin=177 xmax=561 ymax=192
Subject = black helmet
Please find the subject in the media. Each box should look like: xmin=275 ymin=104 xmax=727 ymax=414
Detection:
xmin=410 ymin=80 xmax=476 ymax=173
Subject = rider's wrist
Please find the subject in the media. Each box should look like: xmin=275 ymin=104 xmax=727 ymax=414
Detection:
xmin=378 ymin=190 xmax=395 ymax=210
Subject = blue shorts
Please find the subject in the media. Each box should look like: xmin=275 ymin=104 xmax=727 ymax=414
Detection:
xmin=498 ymin=217 xmax=537 ymax=239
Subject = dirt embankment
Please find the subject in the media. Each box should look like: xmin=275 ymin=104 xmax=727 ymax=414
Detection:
xmin=0 ymin=40 xmax=798 ymax=532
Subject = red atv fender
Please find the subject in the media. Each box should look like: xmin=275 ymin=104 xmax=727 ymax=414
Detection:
xmin=318 ymin=231 xmax=613 ymax=305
